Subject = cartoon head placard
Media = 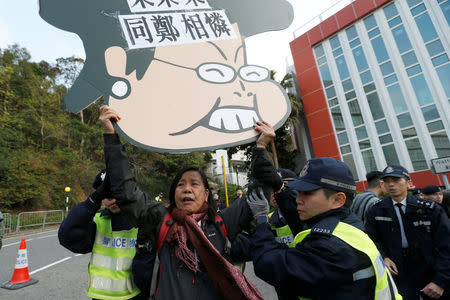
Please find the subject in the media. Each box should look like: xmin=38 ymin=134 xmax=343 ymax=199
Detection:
xmin=39 ymin=0 xmax=294 ymax=153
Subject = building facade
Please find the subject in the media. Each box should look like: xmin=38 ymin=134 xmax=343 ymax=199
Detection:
xmin=290 ymin=0 xmax=450 ymax=190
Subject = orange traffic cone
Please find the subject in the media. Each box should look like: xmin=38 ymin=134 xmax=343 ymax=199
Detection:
xmin=1 ymin=238 xmax=38 ymax=290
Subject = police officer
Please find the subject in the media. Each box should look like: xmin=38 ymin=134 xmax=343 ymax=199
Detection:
xmin=365 ymin=165 xmax=450 ymax=300
xmin=58 ymin=170 xmax=145 ymax=300
xmin=248 ymin=120 xmax=400 ymax=300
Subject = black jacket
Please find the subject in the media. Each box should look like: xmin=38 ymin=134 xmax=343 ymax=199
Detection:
xmin=104 ymin=134 xmax=254 ymax=300
xmin=365 ymin=194 xmax=450 ymax=293
xmin=251 ymin=207 xmax=375 ymax=300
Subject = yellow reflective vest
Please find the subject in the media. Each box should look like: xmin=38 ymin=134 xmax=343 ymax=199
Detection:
xmin=294 ymin=222 xmax=402 ymax=300
xmin=86 ymin=213 xmax=140 ymax=300
xmin=268 ymin=211 xmax=295 ymax=248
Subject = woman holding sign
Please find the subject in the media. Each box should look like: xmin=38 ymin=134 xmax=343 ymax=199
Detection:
xmin=99 ymin=105 xmax=268 ymax=300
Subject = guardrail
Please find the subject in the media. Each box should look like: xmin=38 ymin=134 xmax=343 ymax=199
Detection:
xmin=15 ymin=210 xmax=65 ymax=232
xmin=1 ymin=212 xmax=16 ymax=235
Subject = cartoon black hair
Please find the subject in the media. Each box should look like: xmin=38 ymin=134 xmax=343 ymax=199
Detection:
xmin=39 ymin=0 xmax=293 ymax=112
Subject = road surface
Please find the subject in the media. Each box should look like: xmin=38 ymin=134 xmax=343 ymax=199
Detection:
xmin=0 ymin=228 xmax=277 ymax=299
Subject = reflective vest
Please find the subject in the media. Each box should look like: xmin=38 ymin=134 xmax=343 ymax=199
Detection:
xmin=86 ymin=213 xmax=140 ymax=300
xmin=268 ymin=211 xmax=295 ymax=247
xmin=293 ymin=222 xmax=402 ymax=300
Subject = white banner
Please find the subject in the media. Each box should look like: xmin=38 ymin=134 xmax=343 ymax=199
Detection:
xmin=126 ymin=0 xmax=212 ymax=13
xmin=119 ymin=10 xmax=236 ymax=49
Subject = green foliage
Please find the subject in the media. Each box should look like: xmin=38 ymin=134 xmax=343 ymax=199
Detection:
xmin=217 ymin=183 xmax=243 ymax=207
xmin=0 ymin=44 xmax=214 ymax=211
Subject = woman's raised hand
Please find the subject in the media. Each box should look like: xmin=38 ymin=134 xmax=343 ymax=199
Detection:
xmin=99 ymin=105 xmax=121 ymax=134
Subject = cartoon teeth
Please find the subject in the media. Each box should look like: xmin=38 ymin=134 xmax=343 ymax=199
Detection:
xmin=209 ymin=108 xmax=260 ymax=130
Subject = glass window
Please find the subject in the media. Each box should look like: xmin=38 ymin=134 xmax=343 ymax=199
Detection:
xmin=368 ymin=28 xmax=380 ymax=39
xmin=406 ymin=65 xmax=422 ymax=77
xmin=362 ymin=150 xmax=377 ymax=172
xmin=341 ymin=145 xmax=352 ymax=154
xmin=397 ymin=112 xmax=413 ymax=128
xmin=328 ymin=98 xmax=339 ymax=107
xmin=338 ymin=132 xmax=349 ymax=144
xmin=326 ymin=86 xmax=337 ymax=99
xmin=314 ymin=44 xmax=324 ymax=57
xmin=367 ymin=93 xmax=385 ymax=120
xmin=405 ymin=138 xmax=427 ymax=170
xmin=426 ymin=40 xmax=445 ymax=57
xmin=407 ymin=0 xmax=421 ymax=7
xmin=392 ymin=25 xmax=413 ymax=54
xmin=317 ymin=56 xmax=327 ymax=65
xmin=376 ymin=120 xmax=390 ymax=134
xmin=440 ymin=0 xmax=450 ymax=26
xmin=349 ymin=101 xmax=364 ymax=126
xmin=360 ymin=70 xmax=373 ymax=84
xmin=410 ymin=75 xmax=434 ymax=106
xmin=346 ymin=26 xmax=358 ymax=41
xmin=342 ymin=79 xmax=354 ymax=92
xmin=359 ymin=140 xmax=371 ymax=150
xmin=411 ymin=4 xmax=426 ymax=16
xmin=431 ymin=132 xmax=450 ymax=157
xmin=388 ymin=16 xmax=402 ymax=28
xmin=415 ymin=13 xmax=438 ymax=43
xmin=350 ymin=38 xmax=361 ymax=48
xmin=364 ymin=15 xmax=377 ymax=30
xmin=333 ymin=48 xmax=343 ymax=57
xmin=402 ymin=51 xmax=418 ymax=67
xmin=432 ymin=54 xmax=449 ymax=67
xmin=436 ymin=63 xmax=450 ymax=98
xmin=345 ymin=91 xmax=356 ymax=100
xmin=330 ymin=36 xmax=341 ymax=49
xmin=384 ymin=3 xmax=399 ymax=20
xmin=402 ymin=127 xmax=417 ymax=139
xmin=364 ymin=83 xmax=376 ymax=93
xmin=427 ymin=120 xmax=445 ymax=132
xmin=353 ymin=47 xmax=369 ymax=72
xmin=387 ymin=84 xmax=408 ymax=113
xmin=383 ymin=144 xmax=401 ymax=165
xmin=371 ymin=37 xmax=390 ymax=63
xmin=379 ymin=134 xmax=393 ymax=144
xmin=336 ymin=56 xmax=350 ymax=79
xmin=343 ymin=154 xmax=358 ymax=179
xmin=356 ymin=126 xmax=368 ymax=140
xmin=422 ymin=104 xmax=440 ymax=121
xmin=331 ymin=107 xmax=346 ymax=131
xmin=319 ymin=65 xmax=333 ymax=87
xmin=384 ymin=74 xmax=398 ymax=85
xmin=380 ymin=61 xmax=394 ymax=76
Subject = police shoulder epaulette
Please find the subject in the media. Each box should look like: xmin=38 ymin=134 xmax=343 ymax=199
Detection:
xmin=310 ymin=217 xmax=339 ymax=237
xmin=373 ymin=198 xmax=383 ymax=206
xmin=416 ymin=198 xmax=435 ymax=209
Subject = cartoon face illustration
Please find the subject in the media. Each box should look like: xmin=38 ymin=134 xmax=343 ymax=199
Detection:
xmin=39 ymin=0 xmax=294 ymax=153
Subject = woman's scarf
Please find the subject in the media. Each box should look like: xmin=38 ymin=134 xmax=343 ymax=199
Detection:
xmin=166 ymin=203 xmax=263 ymax=300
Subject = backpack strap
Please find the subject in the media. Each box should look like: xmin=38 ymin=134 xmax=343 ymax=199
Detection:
xmin=215 ymin=215 xmax=228 ymax=238
xmin=157 ymin=213 xmax=173 ymax=252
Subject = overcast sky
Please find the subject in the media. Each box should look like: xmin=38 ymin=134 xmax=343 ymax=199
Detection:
xmin=0 ymin=0 xmax=338 ymax=79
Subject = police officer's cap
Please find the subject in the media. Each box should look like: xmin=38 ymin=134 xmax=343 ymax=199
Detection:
xmin=412 ymin=188 xmax=422 ymax=195
xmin=381 ymin=165 xmax=410 ymax=180
xmin=277 ymin=168 xmax=298 ymax=182
xmin=421 ymin=185 xmax=441 ymax=195
xmin=287 ymin=158 xmax=356 ymax=194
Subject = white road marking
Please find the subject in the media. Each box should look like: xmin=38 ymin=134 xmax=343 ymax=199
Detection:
xmin=35 ymin=234 xmax=57 ymax=240
xmin=3 ymin=238 xmax=34 ymax=248
xmin=3 ymin=229 xmax=58 ymax=240
xmin=29 ymin=257 xmax=72 ymax=275
xmin=75 ymin=254 xmax=84 ymax=257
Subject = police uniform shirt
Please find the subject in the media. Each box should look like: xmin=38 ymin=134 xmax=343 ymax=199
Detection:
xmin=392 ymin=198 xmax=408 ymax=248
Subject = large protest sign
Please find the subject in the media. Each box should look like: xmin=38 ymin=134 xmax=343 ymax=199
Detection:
xmin=39 ymin=0 xmax=294 ymax=153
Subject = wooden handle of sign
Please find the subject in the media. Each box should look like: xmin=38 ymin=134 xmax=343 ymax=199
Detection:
xmin=270 ymin=140 xmax=279 ymax=168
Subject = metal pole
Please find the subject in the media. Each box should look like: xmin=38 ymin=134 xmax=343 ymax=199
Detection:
xmin=66 ymin=195 xmax=69 ymax=214
xmin=443 ymin=173 xmax=450 ymax=189
xmin=222 ymin=156 xmax=229 ymax=207
xmin=236 ymin=168 xmax=239 ymax=188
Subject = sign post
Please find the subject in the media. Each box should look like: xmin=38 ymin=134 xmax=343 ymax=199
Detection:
xmin=430 ymin=157 xmax=450 ymax=189
xmin=64 ymin=187 xmax=71 ymax=215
